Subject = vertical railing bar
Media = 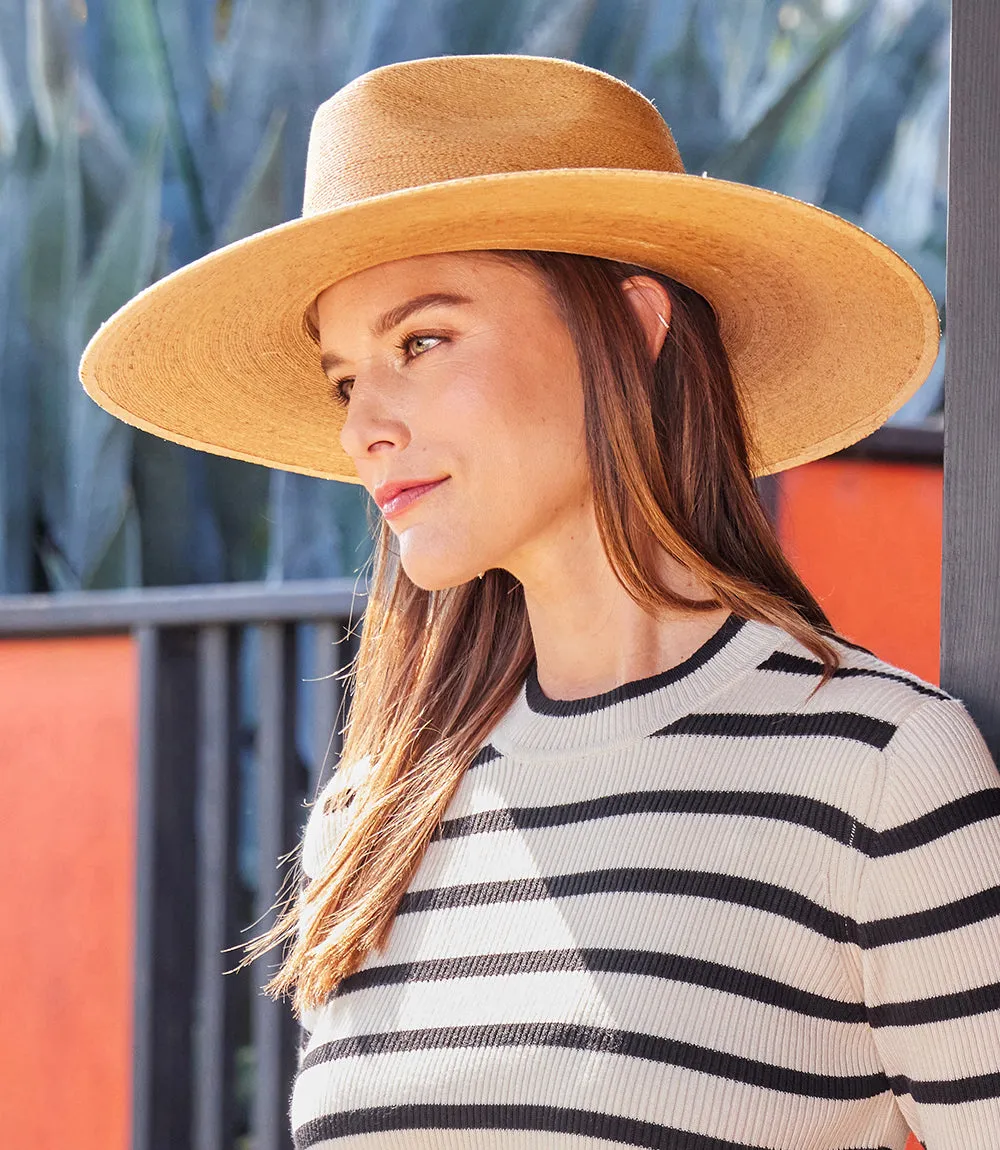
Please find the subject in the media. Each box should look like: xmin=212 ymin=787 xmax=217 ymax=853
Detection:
xmin=754 ymin=474 xmax=780 ymax=526
xmin=154 ymin=629 xmax=201 ymax=1149
xmin=222 ymin=625 xmax=244 ymax=1147
xmin=194 ymin=624 xmax=234 ymax=1150
xmin=253 ymin=621 xmax=299 ymax=1150
xmin=339 ymin=606 xmax=361 ymax=741
xmin=254 ymin=621 xmax=284 ymax=1150
xmin=132 ymin=624 xmax=160 ymax=1150
xmin=312 ymin=619 xmax=341 ymax=793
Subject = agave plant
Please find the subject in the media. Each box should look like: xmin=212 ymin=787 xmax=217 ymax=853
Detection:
xmin=0 ymin=0 xmax=949 ymax=594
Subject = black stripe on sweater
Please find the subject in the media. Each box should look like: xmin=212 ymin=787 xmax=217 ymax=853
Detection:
xmin=399 ymin=869 xmax=1000 ymax=949
xmin=869 ymin=789 xmax=1000 ymax=856
xmin=859 ymin=883 xmax=1000 ymax=948
xmin=294 ymin=1103 xmax=872 ymax=1150
xmin=397 ymin=867 xmax=856 ymax=943
xmin=468 ymin=743 xmax=501 ymax=770
xmin=434 ymin=788 xmax=863 ymax=848
xmin=756 ymin=651 xmax=950 ymax=701
xmin=433 ymin=785 xmax=1000 ymax=860
xmin=333 ymin=946 xmax=867 ymax=1023
xmin=890 ymin=1068 xmax=1000 ymax=1104
xmin=651 ymin=711 xmax=897 ymax=750
xmin=299 ymin=1020 xmax=889 ymax=1099
xmin=869 ymin=979 xmax=1000 ymax=1027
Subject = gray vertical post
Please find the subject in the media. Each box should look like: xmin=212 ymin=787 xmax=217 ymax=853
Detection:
xmin=312 ymin=619 xmax=345 ymax=793
xmin=132 ymin=626 xmax=159 ymax=1150
xmin=253 ymin=622 xmax=303 ymax=1150
xmin=132 ymin=626 xmax=200 ymax=1150
xmin=941 ymin=0 xmax=1000 ymax=759
xmin=755 ymin=474 xmax=780 ymax=526
xmin=193 ymin=625 xmax=240 ymax=1150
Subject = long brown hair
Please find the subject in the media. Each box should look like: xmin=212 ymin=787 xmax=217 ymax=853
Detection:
xmin=245 ymin=249 xmax=842 ymax=1015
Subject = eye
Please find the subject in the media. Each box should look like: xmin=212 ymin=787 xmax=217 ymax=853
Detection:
xmin=399 ymin=332 xmax=444 ymax=359
xmin=330 ymin=376 xmax=354 ymax=407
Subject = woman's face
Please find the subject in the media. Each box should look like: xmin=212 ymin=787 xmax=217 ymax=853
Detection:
xmin=314 ymin=251 xmax=591 ymax=590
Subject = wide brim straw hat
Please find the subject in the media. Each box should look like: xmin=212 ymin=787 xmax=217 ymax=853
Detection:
xmin=79 ymin=53 xmax=940 ymax=482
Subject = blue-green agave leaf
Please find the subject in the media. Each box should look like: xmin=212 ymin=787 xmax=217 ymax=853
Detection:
xmin=63 ymin=127 xmax=165 ymax=587
xmin=519 ymin=0 xmax=598 ymax=57
xmin=76 ymin=68 xmax=133 ymax=232
xmin=22 ymin=107 xmax=81 ymax=545
xmin=0 ymin=115 xmax=41 ymax=591
xmin=219 ymin=105 xmax=286 ymax=245
xmin=25 ymin=0 xmax=75 ymax=148
xmin=709 ymin=5 xmax=864 ymax=184
xmin=824 ymin=0 xmax=947 ymax=216
xmin=0 ymin=36 xmax=18 ymax=158
xmin=267 ymin=470 xmax=373 ymax=582
xmin=860 ymin=59 xmax=948 ymax=251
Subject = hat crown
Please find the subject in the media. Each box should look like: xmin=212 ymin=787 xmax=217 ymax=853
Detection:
xmin=302 ymin=54 xmax=684 ymax=215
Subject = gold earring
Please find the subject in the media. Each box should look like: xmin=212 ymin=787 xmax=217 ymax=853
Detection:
xmin=657 ymin=313 xmax=670 ymax=331
xmin=477 ymin=571 xmax=484 ymax=579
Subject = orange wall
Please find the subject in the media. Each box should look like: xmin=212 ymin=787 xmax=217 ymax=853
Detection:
xmin=0 ymin=634 xmax=137 ymax=1150
xmin=778 ymin=458 xmax=943 ymax=684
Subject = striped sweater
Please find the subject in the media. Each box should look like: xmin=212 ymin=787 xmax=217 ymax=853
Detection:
xmin=291 ymin=612 xmax=1000 ymax=1149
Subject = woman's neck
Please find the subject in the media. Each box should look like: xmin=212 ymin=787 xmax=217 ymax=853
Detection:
xmin=515 ymin=525 xmax=730 ymax=703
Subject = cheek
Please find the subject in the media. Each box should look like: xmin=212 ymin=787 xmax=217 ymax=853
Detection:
xmin=500 ymin=344 xmax=586 ymax=465
xmin=451 ymin=341 xmax=589 ymax=507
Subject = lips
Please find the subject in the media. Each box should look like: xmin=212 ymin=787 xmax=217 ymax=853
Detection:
xmin=373 ymin=477 xmax=448 ymax=517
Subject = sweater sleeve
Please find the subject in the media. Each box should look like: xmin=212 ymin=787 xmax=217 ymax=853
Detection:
xmin=857 ymin=695 xmax=1000 ymax=1148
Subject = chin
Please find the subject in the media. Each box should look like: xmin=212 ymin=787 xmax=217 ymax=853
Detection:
xmin=397 ymin=544 xmax=483 ymax=592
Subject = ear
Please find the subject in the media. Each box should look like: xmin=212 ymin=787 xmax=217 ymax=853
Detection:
xmin=620 ymin=274 xmax=672 ymax=361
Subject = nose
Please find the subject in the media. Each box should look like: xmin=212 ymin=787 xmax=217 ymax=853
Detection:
xmin=337 ymin=364 xmax=411 ymax=463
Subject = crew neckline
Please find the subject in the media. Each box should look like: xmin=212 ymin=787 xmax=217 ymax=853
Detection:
xmin=524 ymin=611 xmax=748 ymax=717
xmin=488 ymin=612 xmax=783 ymax=758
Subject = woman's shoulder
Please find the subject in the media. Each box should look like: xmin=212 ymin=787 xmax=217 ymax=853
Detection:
xmin=752 ymin=620 xmax=958 ymax=726
xmin=754 ymin=621 xmax=997 ymax=792
xmin=300 ymin=755 xmax=372 ymax=882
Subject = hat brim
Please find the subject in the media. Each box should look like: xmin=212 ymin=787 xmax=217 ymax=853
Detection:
xmin=78 ymin=168 xmax=940 ymax=482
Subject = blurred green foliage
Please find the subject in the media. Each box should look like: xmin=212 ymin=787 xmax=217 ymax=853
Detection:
xmin=0 ymin=0 xmax=949 ymax=593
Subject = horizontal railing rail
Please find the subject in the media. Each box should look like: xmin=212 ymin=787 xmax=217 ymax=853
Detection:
xmin=836 ymin=423 xmax=944 ymax=465
xmin=0 ymin=577 xmax=367 ymax=635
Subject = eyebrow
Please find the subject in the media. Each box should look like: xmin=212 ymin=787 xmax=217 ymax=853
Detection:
xmin=319 ymin=291 xmax=474 ymax=375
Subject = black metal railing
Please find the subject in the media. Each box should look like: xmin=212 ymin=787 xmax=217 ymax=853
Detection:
xmin=0 ymin=579 xmax=366 ymax=1150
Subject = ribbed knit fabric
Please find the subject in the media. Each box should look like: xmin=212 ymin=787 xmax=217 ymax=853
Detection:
xmin=291 ymin=613 xmax=1000 ymax=1149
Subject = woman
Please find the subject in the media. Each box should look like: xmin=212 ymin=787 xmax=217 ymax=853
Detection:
xmin=81 ymin=55 xmax=1000 ymax=1150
